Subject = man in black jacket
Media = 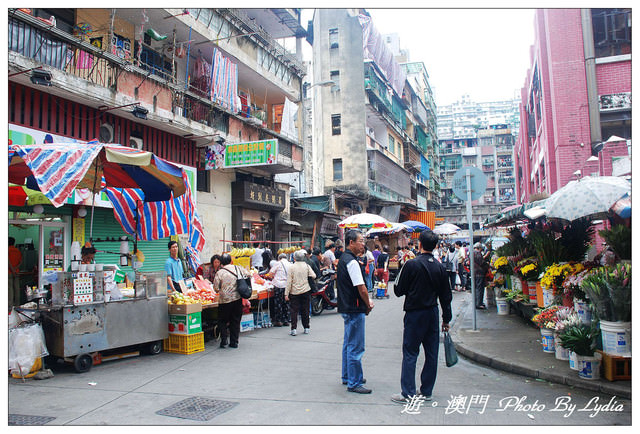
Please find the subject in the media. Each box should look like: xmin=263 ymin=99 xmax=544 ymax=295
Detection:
xmin=391 ymin=229 xmax=452 ymax=404
xmin=337 ymin=230 xmax=374 ymax=394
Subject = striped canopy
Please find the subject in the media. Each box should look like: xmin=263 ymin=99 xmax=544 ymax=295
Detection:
xmin=338 ymin=213 xmax=392 ymax=229
xmin=8 ymin=142 xmax=186 ymax=207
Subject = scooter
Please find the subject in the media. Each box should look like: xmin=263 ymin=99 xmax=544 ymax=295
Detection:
xmin=310 ymin=269 xmax=337 ymax=316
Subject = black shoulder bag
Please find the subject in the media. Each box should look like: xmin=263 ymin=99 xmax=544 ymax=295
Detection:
xmin=224 ymin=266 xmax=252 ymax=299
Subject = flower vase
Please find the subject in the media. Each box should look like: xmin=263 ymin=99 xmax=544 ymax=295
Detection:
xmin=540 ymin=328 xmax=555 ymax=353
xmin=527 ymin=281 xmax=537 ymax=304
xmin=536 ymin=281 xmax=544 ymax=307
xmin=576 ymin=352 xmax=602 ymax=380
xmin=554 ymin=332 xmax=569 ymax=360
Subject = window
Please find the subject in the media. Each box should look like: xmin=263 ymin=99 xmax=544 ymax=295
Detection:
xmin=197 ymin=169 xmax=210 ymax=193
xmin=329 ymin=28 xmax=339 ymax=49
xmin=331 ymin=114 xmax=341 ymax=135
xmin=388 ymin=134 xmax=395 ymax=153
xmin=333 ymin=158 xmax=343 ymax=181
xmin=330 ymin=70 xmax=340 ymax=92
xmin=592 ymin=9 xmax=631 ymax=58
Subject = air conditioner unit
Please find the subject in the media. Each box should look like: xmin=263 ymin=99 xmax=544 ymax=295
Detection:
xmin=99 ymin=123 xmax=114 ymax=143
xmin=129 ymin=136 xmax=143 ymax=149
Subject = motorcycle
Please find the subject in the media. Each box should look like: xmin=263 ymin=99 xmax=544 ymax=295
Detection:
xmin=310 ymin=269 xmax=337 ymax=316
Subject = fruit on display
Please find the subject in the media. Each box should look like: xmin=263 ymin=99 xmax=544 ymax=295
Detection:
xmin=185 ymin=287 xmax=217 ymax=304
xmin=168 ymin=291 xmax=198 ymax=305
xmin=229 ymin=247 xmax=257 ymax=257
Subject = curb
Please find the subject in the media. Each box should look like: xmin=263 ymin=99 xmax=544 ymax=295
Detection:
xmin=450 ymin=295 xmax=631 ymax=399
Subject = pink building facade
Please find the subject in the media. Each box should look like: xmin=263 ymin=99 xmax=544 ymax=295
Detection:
xmin=515 ymin=9 xmax=631 ymax=203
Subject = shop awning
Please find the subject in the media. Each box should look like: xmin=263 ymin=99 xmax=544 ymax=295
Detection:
xmin=279 ymin=218 xmax=301 ymax=229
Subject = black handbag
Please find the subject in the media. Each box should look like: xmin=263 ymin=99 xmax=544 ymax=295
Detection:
xmin=224 ymin=266 xmax=252 ymax=299
xmin=443 ymin=331 xmax=458 ymax=367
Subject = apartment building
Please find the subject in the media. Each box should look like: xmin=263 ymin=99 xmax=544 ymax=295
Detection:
xmin=308 ymin=9 xmax=438 ymax=230
xmin=8 ymin=7 xmax=307 ymax=281
xmin=515 ymin=8 xmax=631 ymax=202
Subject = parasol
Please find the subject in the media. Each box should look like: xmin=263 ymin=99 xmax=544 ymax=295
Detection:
xmin=540 ymin=176 xmax=631 ymax=221
xmin=337 ymin=213 xmax=392 ymax=229
xmin=433 ymin=222 xmax=461 ymax=235
xmin=400 ymin=220 xmax=430 ymax=232
xmin=366 ymin=222 xmax=412 ymax=237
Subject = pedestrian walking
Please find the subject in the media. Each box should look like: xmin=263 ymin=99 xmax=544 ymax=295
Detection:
xmin=473 ymin=242 xmax=487 ymax=309
xmin=285 ymin=250 xmax=316 ymax=336
xmin=444 ymin=244 xmax=459 ymax=292
xmin=212 ymin=253 xmax=248 ymax=348
xmin=364 ymin=246 xmax=375 ymax=292
xmin=375 ymin=245 xmax=390 ymax=287
xmin=338 ymin=230 xmax=374 ymax=394
xmin=455 ymin=241 xmax=467 ymax=291
xmin=268 ymin=253 xmax=291 ymax=326
xmin=391 ymin=229 xmax=452 ymax=404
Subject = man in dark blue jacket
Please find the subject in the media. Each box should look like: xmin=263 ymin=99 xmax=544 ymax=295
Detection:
xmin=391 ymin=229 xmax=452 ymax=404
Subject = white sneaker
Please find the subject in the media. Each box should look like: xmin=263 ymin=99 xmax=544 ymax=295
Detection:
xmin=303 ymin=328 xmax=310 ymax=334
xmin=290 ymin=329 xmax=297 ymax=336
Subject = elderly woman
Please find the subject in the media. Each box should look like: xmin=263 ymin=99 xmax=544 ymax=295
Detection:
xmin=268 ymin=253 xmax=291 ymax=327
xmin=285 ymin=250 xmax=316 ymax=336
xmin=212 ymin=253 xmax=249 ymax=348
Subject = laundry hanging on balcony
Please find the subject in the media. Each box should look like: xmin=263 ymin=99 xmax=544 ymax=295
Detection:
xmin=210 ymin=47 xmax=238 ymax=113
xmin=280 ymin=97 xmax=298 ymax=140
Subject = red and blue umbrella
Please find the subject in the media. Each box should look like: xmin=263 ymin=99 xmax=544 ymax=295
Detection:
xmin=400 ymin=220 xmax=431 ymax=232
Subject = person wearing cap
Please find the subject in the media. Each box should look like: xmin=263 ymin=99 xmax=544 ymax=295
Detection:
xmin=473 ymin=243 xmax=487 ymax=309
xmin=80 ymin=244 xmax=96 ymax=264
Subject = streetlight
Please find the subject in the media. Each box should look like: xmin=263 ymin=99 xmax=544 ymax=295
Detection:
xmin=302 ymin=80 xmax=335 ymax=98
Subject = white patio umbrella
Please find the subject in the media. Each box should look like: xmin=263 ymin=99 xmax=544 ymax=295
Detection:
xmin=365 ymin=222 xmax=411 ymax=237
xmin=543 ymin=176 xmax=631 ymax=221
xmin=433 ymin=222 xmax=461 ymax=235
xmin=338 ymin=212 xmax=392 ymax=229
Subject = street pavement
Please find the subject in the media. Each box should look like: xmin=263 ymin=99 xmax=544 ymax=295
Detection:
xmin=8 ymin=284 xmax=632 ymax=426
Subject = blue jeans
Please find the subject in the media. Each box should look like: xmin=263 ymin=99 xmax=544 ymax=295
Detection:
xmin=365 ymin=267 xmax=374 ymax=291
xmin=401 ymin=306 xmax=440 ymax=397
xmin=341 ymin=313 xmax=366 ymax=388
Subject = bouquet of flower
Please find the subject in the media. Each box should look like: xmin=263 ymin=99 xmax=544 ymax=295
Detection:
xmin=581 ymin=263 xmax=631 ymax=322
xmin=540 ymin=263 xmax=576 ymax=289
xmin=504 ymin=287 xmax=525 ymax=303
xmin=562 ymin=267 xmax=590 ymax=301
xmin=493 ymin=256 xmax=511 ymax=274
xmin=513 ymin=257 xmax=536 ymax=279
xmin=532 ymin=305 xmax=560 ymax=329
xmin=553 ymin=307 xmax=580 ymax=334
xmin=520 ymin=263 xmax=539 ymax=281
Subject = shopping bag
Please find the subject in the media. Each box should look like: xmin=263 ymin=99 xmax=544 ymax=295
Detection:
xmin=443 ymin=331 xmax=458 ymax=367
xmin=455 ymin=273 xmax=461 ymax=286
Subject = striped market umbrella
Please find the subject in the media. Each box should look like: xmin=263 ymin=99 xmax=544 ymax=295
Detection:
xmin=338 ymin=213 xmax=392 ymax=229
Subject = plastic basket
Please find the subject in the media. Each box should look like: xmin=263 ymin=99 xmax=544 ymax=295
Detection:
xmin=163 ymin=332 xmax=205 ymax=355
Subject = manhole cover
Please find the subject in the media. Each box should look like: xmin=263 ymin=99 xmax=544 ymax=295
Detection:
xmin=156 ymin=396 xmax=238 ymax=421
xmin=9 ymin=414 xmax=56 ymax=425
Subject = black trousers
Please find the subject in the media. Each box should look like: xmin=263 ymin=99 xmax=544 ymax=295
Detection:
xmin=289 ymin=292 xmax=311 ymax=330
xmin=474 ymin=274 xmax=486 ymax=307
xmin=218 ymin=298 xmax=243 ymax=345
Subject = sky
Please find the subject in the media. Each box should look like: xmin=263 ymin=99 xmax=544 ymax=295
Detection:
xmin=301 ymin=8 xmax=536 ymax=107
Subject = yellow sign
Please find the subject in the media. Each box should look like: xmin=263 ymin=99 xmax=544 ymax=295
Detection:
xmin=73 ymin=218 xmax=85 ymax=245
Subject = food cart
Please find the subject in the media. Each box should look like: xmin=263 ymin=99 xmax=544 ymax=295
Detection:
xmin=39 ymin=268 xmax=168 ymax=372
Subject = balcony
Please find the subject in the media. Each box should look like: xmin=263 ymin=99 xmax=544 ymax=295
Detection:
xmin=8 ymin=9 xmax=303 ymax=174
xmin=498 ymin=177 xmax=515 ymax=185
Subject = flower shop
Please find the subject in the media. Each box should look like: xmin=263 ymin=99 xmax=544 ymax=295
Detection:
xmin=483 ymin=186 xmax=631 ymax=383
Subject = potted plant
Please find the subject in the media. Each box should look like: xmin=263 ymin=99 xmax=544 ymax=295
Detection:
xmin=599 ymin=225 xmax=631 ymax=261
xmin=581 ymin=263 xmax=631 ymax=356
xmin=520 ymin=261 xmax=540 ymax=303
xmin=532 ymin=305 xmax=560 ymax=353
xmin=557 ymin=324 xmax=602 ymax=380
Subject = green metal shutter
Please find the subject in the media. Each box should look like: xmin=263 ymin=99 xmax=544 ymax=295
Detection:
xmin=84 ymin=208 xmax=169 ymax=272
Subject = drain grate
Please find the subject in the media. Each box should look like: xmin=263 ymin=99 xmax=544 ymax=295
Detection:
xmin=9 ymin=414 xmax=56 ymax=425
xmin=156 ymin=396 xmax=238 ymax=421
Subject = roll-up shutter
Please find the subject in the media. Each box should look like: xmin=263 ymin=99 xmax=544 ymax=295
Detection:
xmin=84 ymin=207 xmax=169 ymax=272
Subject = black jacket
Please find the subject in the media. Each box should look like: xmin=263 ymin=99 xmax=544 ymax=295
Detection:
xmin=394 ymin=252 xmax=452 ymax=323
xmin=336 ymin=250 xmax=367 ymax=314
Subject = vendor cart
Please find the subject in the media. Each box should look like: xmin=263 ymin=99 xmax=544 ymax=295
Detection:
xmin=40 ymin=269 xmax=168 ymax=372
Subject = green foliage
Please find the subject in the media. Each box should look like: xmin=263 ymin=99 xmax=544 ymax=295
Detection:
xmin=495 ymin=228 xmax=531 ymax=258
xmin=581 ymin=263 xmax=631 ymax=322
xmin=557 ymin=324 xmax=600 ymax=357
xmin=527 ymin=229 xmax=569 ymax=269
xmin=599 ymin=225 xmax=631 ymax=260
xmin=558 ymin=218 xmax=596 ymax=262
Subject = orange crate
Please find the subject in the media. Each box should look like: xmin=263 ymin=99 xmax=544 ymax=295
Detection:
xmin=597 ymin=350 xmax=631 ymax=381
xmin=163 ymin=332 xmax=205 ymax=355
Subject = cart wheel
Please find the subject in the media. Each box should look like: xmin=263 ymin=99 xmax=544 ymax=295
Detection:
xmin=145 ymin=340 xmax=163 ymax=355
xmin=74 ymin=354 xmax=93 ymax=373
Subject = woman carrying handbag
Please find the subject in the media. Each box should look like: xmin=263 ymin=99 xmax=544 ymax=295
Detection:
xmin=213 ymin=253 xmax=250 ymax=348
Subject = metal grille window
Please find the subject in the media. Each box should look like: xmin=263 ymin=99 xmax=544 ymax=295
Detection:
xmin=331 ymin=114 xmax=341 ymax=135
xmin=333 ymin=158 xmax=343 ymax=181
xmin=329 ymin=28 xmax=339 ymax=49
xmin=330 ymin=70 xmax=340 ymax=92
xmin=592 ymin=9 xmax=632 ymax=58
xmin=388 ymin=134 xmax=395 ymax=153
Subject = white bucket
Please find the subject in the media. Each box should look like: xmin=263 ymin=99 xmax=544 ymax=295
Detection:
xmin=599 ymin=320 xmax=631 ymax=356
xmin=577 ymin=352 xmax=602 ymax=380
xmin=574 ymin=299 xmax=592 ymax=325
xmin=554 ymin=333 xmax=569 ymax=360
xmin=542 ymin=287 xmax=554 ymax=307
xmin=540 ymin=328 xmax=555 ymax=353
xmin=513 ymin=277 xmax=522 ymax=292
xmin=496 ymin=297 xmax=509 ymax=315
xmin=569 ymin=351 xmax=579 ymax=370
